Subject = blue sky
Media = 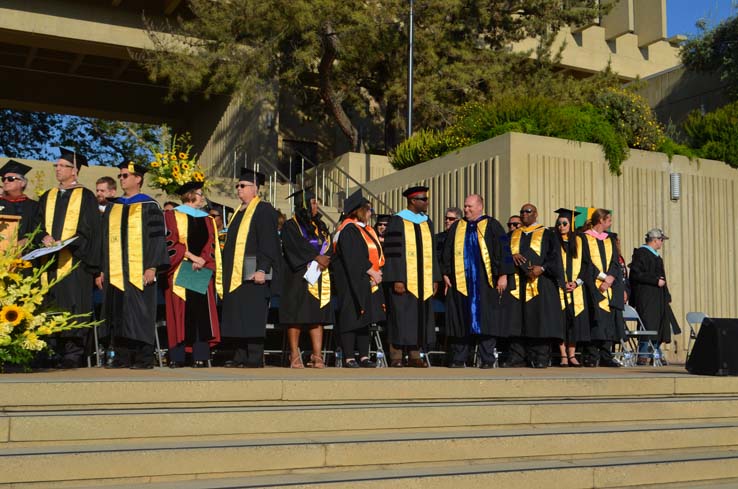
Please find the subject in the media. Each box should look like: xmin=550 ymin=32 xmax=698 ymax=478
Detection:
xmin=667 ymin=0 xmax=737 ymax=37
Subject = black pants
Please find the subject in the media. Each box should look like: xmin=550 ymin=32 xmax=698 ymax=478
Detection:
xmin=113 ymin=338 xmax=155 ymax=367
xmin=449 ymin=334 xmax=496 ymax=365
xmin=582 ymin=340 xmax=614 ymax=366
xmin=170 ymin=341 xmax=210 ymax=363
xmin=232 ymin=338 xmax=265 ymax=368
xmin=506 ymin=337 xmax=551 ymax=366
xmin=340 ymin=327 xmax=370 ymax=360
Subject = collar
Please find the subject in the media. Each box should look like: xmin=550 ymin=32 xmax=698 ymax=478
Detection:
xmin=116 ymin=193 xmax=157 ymax=205
xmin=396 ymin=208 xmax=428 ymax=224
xmin=585 ymin=229 xmax=609 ymax=240
xmin=465 ymin=215 xmax=487 ymax=224
xmin=1 ymin=194 xmax=28 ymax=203
xmin=521 ymin=223 xmax=544 ymax=234
xmin=640 ymin=244 xmax=660 ymax=256
xmin=174 ymin=205 xmax=209 ymax=218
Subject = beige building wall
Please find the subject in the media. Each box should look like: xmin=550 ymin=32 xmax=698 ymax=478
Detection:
xmin=363 ymin=132 xmax=738 ymax=363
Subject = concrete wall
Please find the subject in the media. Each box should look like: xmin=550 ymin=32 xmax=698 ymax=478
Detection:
xmin=363 ymin=132 xmax=738 ymax=362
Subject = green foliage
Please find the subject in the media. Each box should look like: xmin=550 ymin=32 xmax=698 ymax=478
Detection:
xmin=656 ymin=138 xmax=700 ymax=162
xmin=683 ymin=101 xmax=738 ymax=168
xmin=591 ymin=87 xmax=665 ymax=151
xmin=681 ymin=14 xmax=738 ymax=98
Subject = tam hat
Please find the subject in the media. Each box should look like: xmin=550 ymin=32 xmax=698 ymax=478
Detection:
xmin=343 ymin=189 xmax=369 ymax=215
xmin=402 ymin=185 xmax=429 ymax=199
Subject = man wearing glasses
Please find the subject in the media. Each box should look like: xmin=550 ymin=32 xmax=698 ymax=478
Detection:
xmin=0 ymin=160 xmax=40 ymax=246
xmin=38 ymin=148 xmax=101 ymax=368
xmin=435 ymin=207 xmax=461 ymax=257
xmin=503 ymin=203 xmax=564 ymax=368
xmin=97 ymin=161 xmax=169 ymax=369
xmin=506 ymin=215 xmax=522 ymax=232
xmin=220 ymin=168 xmax=281 ymax=368
xmin=383 ymin=185 xmax=440 ymax=367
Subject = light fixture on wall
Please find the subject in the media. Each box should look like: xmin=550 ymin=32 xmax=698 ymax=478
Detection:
xmin=670 ymin=172 xmax=681 ymax=201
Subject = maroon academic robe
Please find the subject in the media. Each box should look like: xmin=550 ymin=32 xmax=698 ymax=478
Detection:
xmin=164 ymin=210 xmax=221 ymax=350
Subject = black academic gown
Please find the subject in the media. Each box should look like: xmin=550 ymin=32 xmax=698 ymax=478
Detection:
xmin=382 ymin=214 xmax=440 ymax=347
xmin=629 ymin=247 xmax=678 ymax=344
xmin=220 ymin=200 xmax=281 ymax=338
xmin=583 ymin=233 xmax=625 ymax=342
xmin=0 ymin=195 xmax=41 ymax=241
xmin=101 ymin=195 xmax=169 ymax=345
xmin=278 ymin=217 xmax=334 ymax=325
xmin=508 ymin=226 xmax=565 ymax=340
xmin=332 ymin=223 xmax=386 ymax=333
xmin=442 ymin=216 xmax=514 ymax=338
xmin=38 ymin=186 xmax=101 ymax=330
xmin=558 ymin=234 xmax=593 ymax=344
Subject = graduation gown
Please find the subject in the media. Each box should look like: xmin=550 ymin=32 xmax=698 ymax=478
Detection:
xmin=558 ymin=234 xmax=592 ymax=343
xmin=101 ymin=195 xmax=169 ymax=345
xmin=332 ymin=222 xmax=385 ymax=332
xmin=220 ymin=198 xmax=281 ymax=338
xmin=0 ymin=195 xmax=41 ymax=241
xmin=629 ymin=247 xmax=678 ymax=344
xmin=164 ymin=209 xmax=221 ymax=349
xmin=382 ymin=213 xmax=439 ymax=346
xmin=508 ymin=225 xmax=564 ymax=340
xmin=38 ymin=186 xmax=101 ymax=331
xmin=583 ymin=233 xmax=625 ymax=342
xmin=278 ymin=217 xmax=334 ymax=325
xmin=442 ymin=216 xmax=514 ymax=338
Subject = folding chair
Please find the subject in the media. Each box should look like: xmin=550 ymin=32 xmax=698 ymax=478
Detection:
xmin=685 ymin=311 xmax=709 ymax=361
xmin=622 ymin=304 xmax=662 ymax=367
xmin=368 ymin=323 xmax=388 ymax=367
xmin=154 ymin=320 xmax=166 ymax=368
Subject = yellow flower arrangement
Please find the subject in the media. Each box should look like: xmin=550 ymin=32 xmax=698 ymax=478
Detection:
xmin=147 ymin=133 xmax=209 ymax=196
xmin=0 ymin=230 xmax=99 ymax=371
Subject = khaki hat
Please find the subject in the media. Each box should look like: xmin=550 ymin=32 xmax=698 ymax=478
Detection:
xmin=645 ymin=228 xmax=669 ymax=241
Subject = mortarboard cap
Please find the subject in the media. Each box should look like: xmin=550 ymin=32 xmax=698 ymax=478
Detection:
xmin=402 ymin=185 xmax=429 ymax=199
xmin=239 ymin=168 xmax=266 ymax=186
xmin=286 ymin=186 xmax=316 ymax=207
xmin=58 ymin=147 xmax=88 ymax=170
xmin=0 ymin=160 xmax=32 ymax=177
xmin=118 ymin=160 xmax=148 ymax=175
xmin=554 ymin=208 xmax=581 ymax=218
xmin=343 ymin=189 xmax=369 ymax=215
xmin=375 ymin=214 xmax=391 ymax=224
xmin=175 ymin=181 xmax=204 ymax=196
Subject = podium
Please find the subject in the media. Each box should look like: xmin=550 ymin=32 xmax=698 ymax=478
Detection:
xmin=0 ymin=214 xmax=22 ymax=253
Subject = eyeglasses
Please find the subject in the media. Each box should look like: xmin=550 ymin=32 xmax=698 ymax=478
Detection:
xmin=235 ymin=183 xmax=254 ymax=189
xmin=556 ymin=221 xmax=570 ymax=227
xmin=444 ymin=216 xmax=458 ymax=221
xmin=507 ymin=222 xmax=522 ymax=228
xmin=1 ymin=176 xmax=22 ymax=182
xmin=411 ymin=196 xmax=428 ymax=202
xmin=520 ymin=208 xmax=534 ymax=214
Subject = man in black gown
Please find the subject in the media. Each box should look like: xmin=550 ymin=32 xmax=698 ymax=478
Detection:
xmin=383 ymin=186 xmax=440 ymax=367
xmin=442 ymin=194 xmax=513 ymax=368
xmin=0 ymin=160 xmax=40 ymax=245
xmin=98 ymin=161 xmax=169 ymax=369
xmin=221 ymin=169 xmax=281 ymax=368
xmin=38 ymin=148 xmax=101 ymax=368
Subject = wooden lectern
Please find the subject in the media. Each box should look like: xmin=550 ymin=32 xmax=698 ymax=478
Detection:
xmin=0 ymin=214 xmax=21 ymax=253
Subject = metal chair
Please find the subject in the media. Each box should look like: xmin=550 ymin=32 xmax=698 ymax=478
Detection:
xmin=685 ymin=311 xmax=709 ymax=361
xmin=622 ymin=304 xmax=662 ymax=367
xmin=368 ymin=323 xmax=387 ymax=367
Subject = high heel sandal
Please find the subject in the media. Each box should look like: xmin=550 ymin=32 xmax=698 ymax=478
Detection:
xmin=568 ymin=355 xmax=582 ymax=368
xmin=290 ymin=354 xmax=304 ymax=369
xmin=559 ymin=356 xmax=569 ymax=367
xmin=310 ymin=354 xmax=325 ymax=369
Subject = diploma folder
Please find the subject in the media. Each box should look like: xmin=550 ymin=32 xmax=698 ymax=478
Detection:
xmin=175 ymin=261 xmax=213 ymax=295
xmin=243 ymin=255 xmax=273 ymax=281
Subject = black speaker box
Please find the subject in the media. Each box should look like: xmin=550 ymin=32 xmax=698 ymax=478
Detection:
xmin=686 ymin=318 xmax=738 ymax=376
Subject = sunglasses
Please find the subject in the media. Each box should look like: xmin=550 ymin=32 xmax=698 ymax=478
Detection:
xmin=519 ymin=208 xmax=534 ymax=214
xmin=445 ymin=216 xmax=458 ymax=221
xmin=1 ymin=176 xmax=22 ymax=182
xmin=556 ymin=221 xmax=570 ymax=227
xmin=118 ymin=173 xmax=130 ymax=179
xmin=507 ymin=222 xmax=522 ymax=228
xmin=235 ymin=183 xmax=254 ymax=189
xmin=411 ymin=196 xmax=429 ymax=202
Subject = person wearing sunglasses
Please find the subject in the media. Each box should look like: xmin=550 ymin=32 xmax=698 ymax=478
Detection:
xmin=434 ymin=207 xmax=462 ymax=258
xmin=383 ymin=185 xmax=440 ymax=367
xmin=38 ymin=148 xmax=101 ymax=369
xmin=374 ymin=214 xmax=391 ymax=243
xmin=553 ymin=208 xmax=588 ymax=368
xmin=441 ymin=194 xmax=513 ymax=368
xmin=221 ymin=168 xmax=281 ymax=368
xmin=0 ymin=159 xmax=40 ymax=247
xmin=502 ymin=203 xmax=564 ymax=368
xmin=506 ymin=215 xmax=522 ymax=232
xmin=98 ymin=160 xmax=169 ymax=369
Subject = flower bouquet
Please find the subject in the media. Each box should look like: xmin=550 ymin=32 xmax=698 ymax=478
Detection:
xmin=0 ymin=230 xmax=99 ymax=372
xmin=148 ymin=133 xmax=207 ymax=196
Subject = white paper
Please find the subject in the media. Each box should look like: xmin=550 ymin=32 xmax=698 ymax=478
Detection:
xmin=21 ymin=236 xmax=79 ymax=261
xmin=303 ymin=260 xmax=322 ymax=285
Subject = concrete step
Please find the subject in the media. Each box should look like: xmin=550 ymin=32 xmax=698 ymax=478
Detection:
xmin=12 ymin=449 xmax=738 ymax=489
xmin=2 ymin=421 xmax=738 ymax=486
xmin=4 ymin=397 xmax=738 ymax=445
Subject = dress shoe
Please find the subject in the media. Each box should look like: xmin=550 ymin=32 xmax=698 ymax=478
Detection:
xmin=390 ymin=360 xmax=404 ymax=368
xmin=599 ymin=359 xmax=622 ymax=368
xmin=531 ymin=361 xmax=548 ymax=369
xmin=223 ymin=360 xmax=244 ymax=368
xmin=130 ymin=363 xmax=154 ymax=370
xmin=448 ymin=362 xmax=466 ymax=368
xmin=168 ymin=361 xmax=184 ymax=369
xmin=500 ymin=361 xmax=526 ymax=368
xmin=582 ymin=361 xmax=598 ymax=368
xmin=344 ymin=359 xmax=360 ymax=368
xmin=479 ymin=362 xmax=495 ymax=369
xmin=408 ymin=358 xmax=429 ymax=368
xmin=193 ymin=361 xmax=208 ymax=368
xmin=104 ymin=362 xmax=129 ymax=369
xmin=359 ymin=358 xmax=376 ymax=368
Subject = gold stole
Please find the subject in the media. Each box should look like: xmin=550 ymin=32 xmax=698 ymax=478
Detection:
xmin=228 ymin=196 xmax=260 ymax=293
xmin=510 ymin=225 xmax=544 ymax=302
xmin=403 ymin=219 xmax=434 ymax=300
xmin=107 ymin=203 xmax=145 ymax=291
xmin=171 ymin=212 xmax=224 ymax=301
xmin=303 ymin=219 xmax=332 ymax=308
xmin=44 ymin=187 xmax=83 ymax=277
xmin=453 ymin=219 xmax=494 ymax=296
xmin=585 ymin=234 xmax=614 ymax=312
xmin=559 ymin=235 xmax=585 ymax=316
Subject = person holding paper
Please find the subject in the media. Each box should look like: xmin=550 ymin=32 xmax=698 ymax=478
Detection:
xmin=163 ymin=181 xmax=222 ymax=368
xmin=220 ymin=168 xmax=281 ymax=368
xmin=37 ymin=148 xmax=101 ymax=368
xmin=0 ymin=160 xmax=41 ymax=247
xmin=279 ymin=188 xmax=333 ymax=368
xmin=332 ymin=190 xmax=385 ymax=368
